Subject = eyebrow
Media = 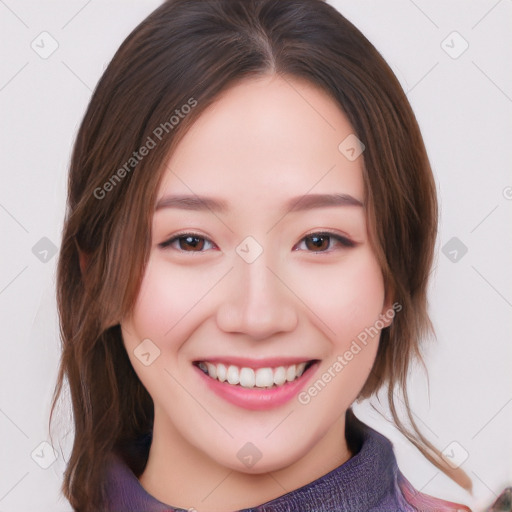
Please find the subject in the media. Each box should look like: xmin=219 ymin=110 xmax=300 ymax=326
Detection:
xmin=155 ymin=193 xmax=364 ymax=213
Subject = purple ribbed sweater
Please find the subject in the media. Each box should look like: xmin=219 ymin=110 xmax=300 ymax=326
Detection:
xmin=102 ymin=412 xmax=471 ymax=511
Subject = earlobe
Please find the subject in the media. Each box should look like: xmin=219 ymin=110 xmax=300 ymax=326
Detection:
xmin=379 ymin=309 xmax=394 ymax=328
xmin=74 ymin=237 xmax=90 ymax=276
xmin=78 ymin=250 xmax=89 ymax=275
xmin=379 ymin=294 xmax=396 ymax=328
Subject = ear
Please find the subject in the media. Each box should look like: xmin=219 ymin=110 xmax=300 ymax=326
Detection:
xmin=379 ymin=289 xmax=397 ymax=328
xmin=74 ymin=237 xmax=90 ymax=276
xmin=78 ymin=249 xmax=90 ymax=276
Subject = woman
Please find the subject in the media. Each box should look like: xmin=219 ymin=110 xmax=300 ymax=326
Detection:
xmin=51 ymin=0 xmax=474 ymax=510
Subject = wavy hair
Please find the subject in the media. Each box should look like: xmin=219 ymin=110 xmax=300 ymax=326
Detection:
xmin=50 ymin=0 xmax=471 ymax=509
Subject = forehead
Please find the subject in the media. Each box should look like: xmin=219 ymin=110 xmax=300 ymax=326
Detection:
xmin=157 ymin=74 xmax=364 ymax=209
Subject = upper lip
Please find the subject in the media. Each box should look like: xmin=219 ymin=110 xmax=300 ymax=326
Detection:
xmin=193 ymin=356 xmax=318 ymax=369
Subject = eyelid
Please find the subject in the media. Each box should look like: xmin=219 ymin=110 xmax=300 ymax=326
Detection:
xmin=158 ymin=231 xmax=217 ymax=251
xmin=294 ymin=230 xmax=356 ymax=251
xmin=159 ymin=229 xmax=357 ymax=253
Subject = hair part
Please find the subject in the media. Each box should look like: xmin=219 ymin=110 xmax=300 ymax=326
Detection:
xmin=50 ymin=0 xmax=471 ymax=509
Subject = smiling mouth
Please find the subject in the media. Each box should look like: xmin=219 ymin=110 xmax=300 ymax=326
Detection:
xmin=193 ymin=360 xmax=318 ymax=389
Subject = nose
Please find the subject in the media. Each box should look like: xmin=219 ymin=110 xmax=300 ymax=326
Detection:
xmin=215 ymin=254 xmax=298 ymax=340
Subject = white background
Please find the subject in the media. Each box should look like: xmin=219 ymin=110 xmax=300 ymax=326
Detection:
xmin=0 ymin=1 xmax=511 ymax=510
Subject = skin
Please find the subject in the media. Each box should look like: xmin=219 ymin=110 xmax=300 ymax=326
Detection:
xmin=121 ymin=74 xmax=392 ymax=512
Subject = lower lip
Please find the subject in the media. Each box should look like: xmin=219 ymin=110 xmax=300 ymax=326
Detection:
xmin=194 ymin=362 xmax=319 ymax=411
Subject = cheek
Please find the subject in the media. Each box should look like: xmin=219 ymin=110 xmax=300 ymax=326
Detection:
xmin=126 ymin=256 xmax=219 ymax=342
xmin=121 ymin=256 xmax=216 ymax=398
xmin=290 ymin=250 xmax=386 ymax=341
xmin=295 ymin=253 xmax=385 ymax=418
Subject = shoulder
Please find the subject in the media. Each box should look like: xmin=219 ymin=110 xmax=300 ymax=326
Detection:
xmin=397 ymin=472 xmax=472 ymax=512
xmin=100 ymin=434 xmax=177 ymax=512
xmin=346 ymin=412 xmax=472 ymax=512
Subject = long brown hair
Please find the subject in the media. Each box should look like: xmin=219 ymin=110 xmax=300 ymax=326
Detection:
xmin=50 ymin=0 xmax=471 ymax=509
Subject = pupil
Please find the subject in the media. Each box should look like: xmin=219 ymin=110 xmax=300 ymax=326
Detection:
xmin=181 ymin=236 xmax=203 ymax=250
xmin=307 ymin=235 xmax=328 ymax=251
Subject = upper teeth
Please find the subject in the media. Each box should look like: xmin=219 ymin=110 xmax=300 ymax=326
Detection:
xmin=197 ymin=362 xmax=308 ymax=388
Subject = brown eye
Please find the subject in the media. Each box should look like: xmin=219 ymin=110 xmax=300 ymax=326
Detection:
xmin=304 ymin=234 xmax=330 ymax=251
xmin=178 ymin=235 xmax=205 ymax=251
xmin=295 ymin=232 xmax=356 ymax=253
xmin=159 ymin=233 xmax=215 ymax=252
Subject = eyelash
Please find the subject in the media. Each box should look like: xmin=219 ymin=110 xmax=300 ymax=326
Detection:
xmin=158 ymin=230 xmax=356 ymax=253
xmin=295 ymin=231 xmax=356 ymax=252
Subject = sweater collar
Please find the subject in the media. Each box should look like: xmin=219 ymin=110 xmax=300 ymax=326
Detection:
xmin=104 ymin=411 xmax=409 ymax=511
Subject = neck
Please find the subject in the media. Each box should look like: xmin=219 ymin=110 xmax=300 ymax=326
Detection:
xmin=139 ymin=412 xmax=352 ymax=512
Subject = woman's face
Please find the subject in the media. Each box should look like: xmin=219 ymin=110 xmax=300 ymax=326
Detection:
xmin=121 ymin=74 xmax=392 ymax=473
